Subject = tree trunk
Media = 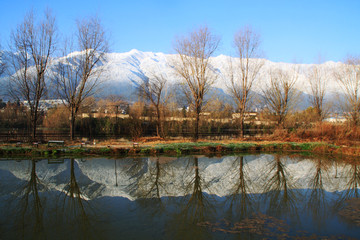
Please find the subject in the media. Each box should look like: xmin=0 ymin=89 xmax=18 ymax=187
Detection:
xmin=194 ymin=110 xmax=200 ymax=141
xmin=156 ymin=107 xmax=161 ymax=137
xmin=278 ymin=114 xmax=284 ymax=128
xmin=352 ymin=111 xmax=359 ymax=126
xmin=32 ymin=122 xmax=37 ymax=141
xmin=316 ymin=107 xmax=322 ymax=122
xmin=239 ymin=117 xmax=244 ymax=138
xmin=31 ymin=109 xmax=38 ymax=142
xmin=32 ymin=115 xmax=37 ymax=141
xmin=70 ymin=110 xmax=76 ymax=141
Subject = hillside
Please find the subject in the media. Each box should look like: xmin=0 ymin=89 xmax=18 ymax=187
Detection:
xmin=2 ymin=49 xmax=343 ymax=109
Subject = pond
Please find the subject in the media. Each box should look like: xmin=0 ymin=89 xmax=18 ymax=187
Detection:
xmin=0 ymin=154 xmax=359 ymax=239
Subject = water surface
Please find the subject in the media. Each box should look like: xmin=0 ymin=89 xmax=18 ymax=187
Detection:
xmin=0 ymin=154 xmax=359 ymax=239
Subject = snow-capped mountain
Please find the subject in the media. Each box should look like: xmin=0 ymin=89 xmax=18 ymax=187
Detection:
xmin=97 ymin=49 xmax=342 ymax=98
xmin=2 ymin=49 xmax=343 ymax=107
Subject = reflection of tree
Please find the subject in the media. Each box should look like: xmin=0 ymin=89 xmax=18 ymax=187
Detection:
xmin=14 ymin=160 xmax=46 ymax=239
xmin=263 ymin=155 xmax=298 ymax=218
xmin=134 ymin=157 xmax=174 ymax=216
xmin=225 ymin=156 xmax=255 ymax=219
xmin=307 ymin=157 xmax=331 ymax=227
xmin=56 ymin=159 xmax=97 ymax=239
xmin=343 ymin=160 xmax=360 ymax=198
xmin=166 ymin=157 xmax=215 ymax=240
xmin=137 ymin=158 xmax=166 ymax=198
xmin=332 ymin=159 xmax=360 ymax=228
xmin=183 ymin=157 xmax=214 ymax=222
xmin=114 ymin=158 xmax=144 ymax=188
xmin=114 ymin=159 xmax=118 ymax=187
xmin=335 ymin=160 xmax=360 ymax=209
xmin=124 ymin=157 xmax=148 ymax=195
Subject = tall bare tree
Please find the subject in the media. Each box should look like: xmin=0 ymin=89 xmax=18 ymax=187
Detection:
xmin=227 ymin=26 xmax=264 ymax=137
xmin=334 ymin=56 xmax=360 ymax=126
xmin=172 ymin=26 xmax=220 ymax=140
xmin=8 ymin=9 xmax=57 ymax=140
xmin=262 ymin=68 xmax=298 ymax=127
xmin=52 ymin=16 xmax=108 ymax=140
xmin=307 ymin=63 xmax=328 ymax=121
xmin=138 ymin=70 xmax=170 ymax=137
xmin=0 ymin=42 xmax=6 ymax=76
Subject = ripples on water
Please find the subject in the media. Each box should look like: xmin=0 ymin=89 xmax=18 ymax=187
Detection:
xmin=0 ymin=154 xmax=359 ymax=239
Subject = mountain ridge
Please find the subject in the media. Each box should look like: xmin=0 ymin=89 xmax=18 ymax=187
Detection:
xmin=1 ymin=49 xmax=343 ymax=109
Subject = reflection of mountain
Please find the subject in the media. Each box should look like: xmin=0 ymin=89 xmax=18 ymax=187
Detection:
xmin=0 ymin=155 xmax=357 ymax=201
xmin=1 ymin=155 xmax=360 ymax=239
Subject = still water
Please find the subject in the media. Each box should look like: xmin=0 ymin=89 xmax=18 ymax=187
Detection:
xmin=0 ymin=154 xmax=359 ymax=239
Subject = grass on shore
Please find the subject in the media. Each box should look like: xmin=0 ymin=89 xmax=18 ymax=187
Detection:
xmin=0 ymin=140 xmax=354 ymax=159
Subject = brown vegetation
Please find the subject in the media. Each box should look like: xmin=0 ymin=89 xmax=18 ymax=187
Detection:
xmin=43 ymin=106 xmax=69 ymax=129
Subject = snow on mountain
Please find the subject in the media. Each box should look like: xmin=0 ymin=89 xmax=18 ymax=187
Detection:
xmin=2 ymin=49 xmax=343 ymax=106
xmin=96 ymin=50 xmax=343 ymax=104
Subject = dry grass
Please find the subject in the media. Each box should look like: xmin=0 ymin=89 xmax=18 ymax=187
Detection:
xmin=2 ymin=122 xmax=359 ymax=157
xmin=256 ymin=123 xmax=360 ymax=146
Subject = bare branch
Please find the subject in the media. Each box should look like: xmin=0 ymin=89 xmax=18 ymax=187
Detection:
xmin=8 ymin=9 xmax=57 ymax=140
xmin=226 ymin=26 xmax=264 ymax=137
xmin=0 ymin=43 xmax=6 ymax=77
xmin=136 ymin=68 xmax=170 ymax=137
xmin=307 ymin=64 xmax=328 ymax=121
xmin=172 ymin=26 xmax=220 ymax=140
xmin=334 ymin=56 xmax=360 ymax=126
xmin=52 ymin=15 xmax=109 ymax=140
xmin=262 ymin=68 xmax=299 ymax=126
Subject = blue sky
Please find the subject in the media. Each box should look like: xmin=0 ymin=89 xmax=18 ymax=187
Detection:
xmin=1 ymin=0 xmax=359 ymax=63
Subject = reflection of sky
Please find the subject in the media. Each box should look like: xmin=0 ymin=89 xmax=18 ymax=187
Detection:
xmin=0 ymin=155 xmax=359 ymax=239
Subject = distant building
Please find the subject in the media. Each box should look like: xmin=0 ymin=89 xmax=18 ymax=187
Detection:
xmin=323 ymin=112 xmax=347 ymax=123
xmin=323 ymin=117 xmax=347 ymax=123
xmin=232 ymin=112 xmax=258 ymax=120
xmin=22 ymin=99 xmax=65 ymax=111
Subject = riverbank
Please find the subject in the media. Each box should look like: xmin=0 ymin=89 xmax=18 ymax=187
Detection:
xmin=0 ymin=139 xmax=359 ymax=159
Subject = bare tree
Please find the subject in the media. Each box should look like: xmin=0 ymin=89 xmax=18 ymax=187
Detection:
xmin=138 ymin=70 xmax=170 ymax=137
xmin=307 ymin=64 xmax=327 ymax=121
xmin=227 ymin=26 xmax=264 ymax=137
xmin=0 ymin=42 xmax=6 ymax=76
xmin=8 ymin=9 xmax=57 ymax=140
xmin=262 ymin=68 xmax=298 ymax=127
xmin=172 ymin=26 xmax=220 ymax=140
xmin=52 ymin=16 xmax=108 ymax=140
xmin=334 ymin=56 xmax=360 ymax=126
